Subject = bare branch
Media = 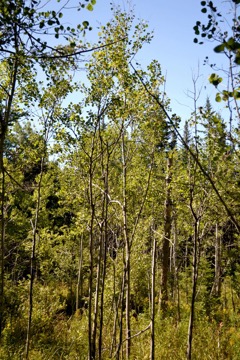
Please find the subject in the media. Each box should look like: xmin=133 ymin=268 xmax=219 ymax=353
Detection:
xmin=130 ymin=61 xmax=240 ymax=233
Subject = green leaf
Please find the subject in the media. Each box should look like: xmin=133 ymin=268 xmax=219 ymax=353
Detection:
xmin=235 ymin=52 xmax=240 ymax=64
xmin=43 ymin=11 xmax=50 ymax=17
xmin=82 ymin=21 xmax=89 ymax=28
xmin=226 ymin=37 xmax=240 ymax=51
xmin=214 ymin=43 xmax=226 ymax=52
xmin=47 ymin=19 xmax=55 ymax=26
xmin=91 ymin=0 xmax=96 ymax=4
xmin=215 ymin=93 xmax=222 ymax=102
xmin=86 ymin=3 xmax=93 ymax=11
xmin=201 ymin=8 xmax=207 ymax=13
xmin=193 ymin=25 xmax=200 ymax=35
xmin=209 ymin=73 xmax=223 ymax=87
xmin=222 ymin=90 xmax=230 ymax=101
xmin=233 ymin=90 xmax=240 ymax=99
xmin=39 ymin=20 xmax=45 ymax=29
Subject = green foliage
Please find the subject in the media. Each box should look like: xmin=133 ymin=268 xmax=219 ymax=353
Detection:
xmin=194 ymin=1 xmax=240 ymax=108
xmin=0 ymin=0 xmax=93 ymax=57
xmin=2 ymin=4 xmax=240 ymax=360
xmin=208 ymin=73 xmax=223 ymax=87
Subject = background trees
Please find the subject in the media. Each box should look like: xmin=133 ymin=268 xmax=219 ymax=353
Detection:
xmin=1 ymin=1 xmax=240 ymax=359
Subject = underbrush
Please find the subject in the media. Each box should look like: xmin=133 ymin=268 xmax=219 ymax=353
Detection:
xmin=1 ymin=279 xmax=240 ymax=359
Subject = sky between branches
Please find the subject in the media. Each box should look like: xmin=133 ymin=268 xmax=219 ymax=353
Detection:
xmin=60 ymin=0 xmax=232 ymax=123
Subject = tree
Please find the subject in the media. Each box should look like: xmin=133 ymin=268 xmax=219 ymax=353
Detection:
xmin=193 ymin=0 xmax=240 ymax=120
xmin=4 ymin=2 xmax=240 ymax=358
xmin=54 ymin=8 xmax=172 ymax=358
xmin=194 ymin=0 xmax=240 ymax=306
xmin=0 ymin=0 xmax=97 ymax=337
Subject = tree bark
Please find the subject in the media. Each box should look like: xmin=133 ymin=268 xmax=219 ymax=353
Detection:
xmin=98 ymin=152 xmax=109 ymax=360
xmin=76 ymin=234 xmax=83 ymax=311
xmin=186 ymin=217 xmax=199 ymax=360
xmin=25 ymin=118 xmax=50 ymax=359
xmin=88 ymin=135 xmax=96 ymax=360
xmin=150 ymin=225 xmax=156 ymax=360
xmin=121 ymin=130 xmax=131 ymax=360
xmin=211 ymin=223 xmax=221 ymax=298
xmin=160 ymin=154 xmax=173 ymax=315
xmin=0 ymin=41 xmax=18 ymax=337
xmin=0 ymin=159 xmax=5 ymax=338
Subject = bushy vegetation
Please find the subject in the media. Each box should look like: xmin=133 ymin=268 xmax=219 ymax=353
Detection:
xmin=1 ymin=1 xmax=240 ymax=359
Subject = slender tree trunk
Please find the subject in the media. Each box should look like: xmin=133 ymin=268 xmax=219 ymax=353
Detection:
xmin=98 ymin=157 xmax=109 ymax=360
xmin=110 ymin=257 xmax=117 ymax=358
xmin=25 ymin=150 xmax=45 ymax=359
xmin=115 ymin=269 xmax=125 ymax=360
xmin=0 ymin=46 xmax=18 ymax=338
xmin=121 ymin=131 xmax=131 ymax=359
xmin=187 ymin=211 xmax=200 ymax=360
xmin=25 ymin=114 xmax=50 ymax=359
xmin=88 ymin=147 xmax=95 ymax=360
xmin=173 ymin=213 xmax=180 ymax=323
xmin=160 ymin=154 xmax=173 ymax=316
xmin=211 ymin=223 xmax=221 ymax=298
xmin=150 ymin=226 xmax=156 ymax=360
xmin=92 ymin=231 xmax=102 ymax=359
xmin=25 ymin=225 xmax=37 ymax=359
xmin=87 ymin=121 xmax=99 ymax=360
xmin=111 ymin=258 xmax=125 ymax=360
xmin=0 ymin=158 xmax=5 ymax=338
xmin=76 ymin=234 xmax=83 ymax=311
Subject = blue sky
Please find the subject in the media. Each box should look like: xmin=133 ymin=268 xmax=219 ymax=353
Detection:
xmin=61 ymin=0 xmax=230 ymax=123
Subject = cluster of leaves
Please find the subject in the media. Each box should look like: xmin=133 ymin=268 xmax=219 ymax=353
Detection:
xmin=1 ymin=3 xmax=240 ymax=359
xmin=194 ymin=1 xmax=240 ymax=105
xmin=3 ymin=88 xmax=240 ymax=359
xmin=193 ymin=1 xmax=220 ymax=44
xmin=83 ymin=0 xmax=96 ymax=12
xmin=0 ymin=0 xmax=95 ymax=59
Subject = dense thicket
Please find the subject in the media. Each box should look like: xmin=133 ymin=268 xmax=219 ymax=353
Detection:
xmin=1 ymin=1 xmax=240 ymax=360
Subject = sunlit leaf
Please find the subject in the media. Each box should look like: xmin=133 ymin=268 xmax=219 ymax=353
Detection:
xmin=222 ymin=90 xmax=230 ymax=101
xmin=214 ymin=43 xmax=226 ymax=52
xmin=233 ymin=90 xmax=240 ymax=99
xmin=209 ymin=73 xmax=223 ymax=87
xmin=39 ymin=20 xmax=45 ymax=29
xmin=82 ymin=21 xmax=89 ymax=28
xmin=235 ymin=53 xmax=240 ymax=64
xmin=86 ymin=3 xmax=93 ymax=11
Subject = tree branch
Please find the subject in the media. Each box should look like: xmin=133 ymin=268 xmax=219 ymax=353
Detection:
xmin=130 ymin=61 xmax=240 ymax=233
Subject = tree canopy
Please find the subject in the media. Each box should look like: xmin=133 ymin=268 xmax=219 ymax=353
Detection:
xmin=1 ymin=2 xmax=240 ymax=360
